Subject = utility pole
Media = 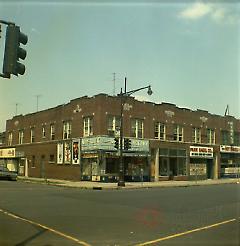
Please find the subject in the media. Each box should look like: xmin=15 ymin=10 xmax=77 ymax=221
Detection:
xmin=117 ymin=77 xmax=153 ymax=187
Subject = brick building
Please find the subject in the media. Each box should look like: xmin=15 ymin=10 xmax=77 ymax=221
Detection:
xmin=0 ymin=94 xmax=239 ymax=182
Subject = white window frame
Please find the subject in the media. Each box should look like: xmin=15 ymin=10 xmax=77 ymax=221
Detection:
xmin=42 ymin=126 xmax=46 ymax=139
xmin=50 ymin=124 xmax=55 ymax=140
xmin=173 ymin=125 xmax=183 ymax=142
xmin=30 ymin=128 xmax=35 ymax=143
xmin=18 ymin=130 xmax=24 ymax=144
xmin=63 ymin=121 xmax=71 ymax=139
xmin=192 ymin=127 xmax=201 ymax=143
xmin=107 ymin=116 xmax=121 ymax=134
xmin=154 ymin=122 xmax=166 ymax=140
xmin=8 ymin=132 xmax=13 ymax=146
xmin=131 ymin=119 xmax=144 ymax=138
xmin=207 ymin=129 xmax=215 ymax=144
xmin=83 ymin=117 xmax=93 ymax=137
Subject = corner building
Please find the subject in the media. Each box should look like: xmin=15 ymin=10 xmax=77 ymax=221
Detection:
xmin=1 ymin=94 xmax=240 ymax=182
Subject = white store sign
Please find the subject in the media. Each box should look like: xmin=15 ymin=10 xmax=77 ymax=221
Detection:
xmin=190 ymin=146 xmax=213 ymax=158
xmin=220 ymin=145 xmax=240 ymax=154
xmin=0 ymin=148 xmax=16 ymax=158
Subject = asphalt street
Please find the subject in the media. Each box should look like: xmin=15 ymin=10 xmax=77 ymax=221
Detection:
xmin=0 ymin=180 xmax=239 ymax=246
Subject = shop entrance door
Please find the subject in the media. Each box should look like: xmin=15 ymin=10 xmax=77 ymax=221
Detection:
xmin=207 ymin=159 xmax=213 ymax=179
xmin=169 ymin=158 xmax=178 ymax=177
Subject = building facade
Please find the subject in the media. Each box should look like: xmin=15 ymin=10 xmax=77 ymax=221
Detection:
xmin=0 ymin=94 xmax=239 ymax=182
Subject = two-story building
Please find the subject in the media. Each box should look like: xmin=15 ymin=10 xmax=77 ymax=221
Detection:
xmin=0 ymin=94 xmax=239 ymax=182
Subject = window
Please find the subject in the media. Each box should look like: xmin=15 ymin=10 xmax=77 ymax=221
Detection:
xmin=154 ymin=122 xmax=166 ymax=140
xmin=234 ymin=132 xmax=240 ymax=146
xmin=30 ymin=128 xmax=35 ymax=143
xmin=107 ymin=116 xmax=121 ymax=136
xmin=83 ymin=117 xmax=93 ymax=137
xmin=207 ymin=129 xmax=215 ymax=144
xmin=18 ymin=130 xmax=24 ymax=144
xmin=8 ymin=132 xmax=13 ymax=146
xmin=192 ymin=127 xmax=201 ymax=143
xmin=49 ymin=154 xmax=55 ymax=163
xmin=63 ymin=121 xmax=71 ymax=139
xmin=221 ymin=130 xmax=229 ymax=145
xmin=50 ymin=124 xmax=55 ymax=140
xmin=173 ymin=125 xmax=183 ymax=142
xmin=131 ymin=119 xmax=144 ymax=138
xmin=31 ymin=156 xmax=35 ymax=168
xmin=42 ymin=126 xmax=46 ymax=138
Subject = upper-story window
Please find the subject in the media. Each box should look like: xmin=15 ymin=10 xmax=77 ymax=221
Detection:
xmin=207 ymin=129 xmax=215 ymax=145
xmin=30 ymin=128 xmax=35 ymax=143
xmin=8 ymin=132 xmax=13 ymax=146
xmin=154 ymin=122 xmax=166 ymax=140
xmin=131 ymin=119 xmax=144 ymax=138
xmin=42 ymin=126 xmax=46 ymax=139
xmin=173 ymin=125 xmax=183 ymax=142
xmin=107 ymin=115 xmax=121 ymax=136
xmin=83 ymin=117 xmax=93 ymax=137
xmin=50 ymin=124 xmax=55 ymax=140
xmin=63 ymin=121 xmax=71 ymax=139
xmin=234 ymin=132 xmax=240 ymax=146
xmin=221 ymin=130 xmax=229 ymax=145
xmin=18 ymin=130 xmax=24 ymax=144
xmin=192 ymin=127 xmax=201 ymax=143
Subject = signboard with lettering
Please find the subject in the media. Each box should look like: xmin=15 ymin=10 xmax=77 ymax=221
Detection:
xmin=220 ymin=145 xmax=240 ymax=154
xmin=190 ymin=146 xmax=213 ymax=158
xmin=81 ymin=136 xmax=149 ymax=152
xmin=0 ymin=148 xmax=16 ymax=158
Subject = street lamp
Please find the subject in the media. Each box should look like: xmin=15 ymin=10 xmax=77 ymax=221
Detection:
xmin=117 ymin=78 xmax=153 ymax=187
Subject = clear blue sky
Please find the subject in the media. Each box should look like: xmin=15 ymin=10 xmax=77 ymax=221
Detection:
xmin=0 ymin=1 xmax=239 ymax=132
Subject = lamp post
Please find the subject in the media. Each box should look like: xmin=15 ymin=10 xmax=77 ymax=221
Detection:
xmin=117 ymin=77 xmax=153 ymax=187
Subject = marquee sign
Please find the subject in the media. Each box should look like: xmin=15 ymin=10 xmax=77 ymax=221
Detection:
xmin=190 ymin=146 xmax=213 ymax=158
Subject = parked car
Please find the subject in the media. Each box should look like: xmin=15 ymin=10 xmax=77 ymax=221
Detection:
xmin=0 ymin=166 xmax=17 ymax=181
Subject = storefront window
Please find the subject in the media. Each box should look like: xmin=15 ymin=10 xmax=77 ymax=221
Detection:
xmin=159 ymin=148 xmax=187 ymax=176
xmin=159 ymin=158 xmax=168 ymax=176
xmin=106 ymin=158 xmax=119 ymax=174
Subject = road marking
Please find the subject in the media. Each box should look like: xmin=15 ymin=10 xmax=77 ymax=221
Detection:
xmin=137 ymin=218 xmax=238 ymax=245
xmin=0 ymin=208 xmax=91 ymax=246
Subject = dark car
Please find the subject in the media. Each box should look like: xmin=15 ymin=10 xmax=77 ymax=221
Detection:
xmin=0 ymin=166 xmax=17 ymax=181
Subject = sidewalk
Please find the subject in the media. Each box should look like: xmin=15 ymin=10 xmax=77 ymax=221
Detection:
xmin=17 ymin=176 xmax=240 ymax=190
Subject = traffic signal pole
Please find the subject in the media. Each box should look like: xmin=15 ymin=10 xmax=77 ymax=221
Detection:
xmin=117 ymin=78 xmax=153 ymax=187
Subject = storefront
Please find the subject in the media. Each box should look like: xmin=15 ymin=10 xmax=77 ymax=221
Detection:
xmin=220 ymin=145 xmax=240 ymax=178
xmin=0 ymin=148 xmax=25 ymax=174
xmin=189 ymin=146 xmax=214 ymax=180
xmin=158 ymin=147 xmax=187 ymax=181
xmin=80 ymin=136 xmax=150 ymax=182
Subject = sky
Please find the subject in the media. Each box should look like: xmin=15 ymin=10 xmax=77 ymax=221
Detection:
xmin=0 ymin=0 xmax=239 ymax=132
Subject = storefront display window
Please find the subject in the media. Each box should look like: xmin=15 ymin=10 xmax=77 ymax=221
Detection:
xmin=159 ymin=148 xmax=187 ymax=176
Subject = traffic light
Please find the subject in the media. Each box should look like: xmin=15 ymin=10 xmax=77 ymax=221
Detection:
xmin=124 ymin=138 xmax=132 ymax=150
xmin=114 ymin=138 xmax=119 ymax=149
xmin=3 ymin=25 xmax=28 ymax=77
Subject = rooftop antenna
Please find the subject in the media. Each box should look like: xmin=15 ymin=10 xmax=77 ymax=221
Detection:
xmin=112 ymin=72 xmax=116 ymax=96
xmin=224 ymin=105 xmax=229 ymax=116
xmin=35 ymin=94 xmax=42 ymax=112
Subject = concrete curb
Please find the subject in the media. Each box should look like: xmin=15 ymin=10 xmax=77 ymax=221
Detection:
xmin=17 ymin=176 xmax=239 ymax=190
